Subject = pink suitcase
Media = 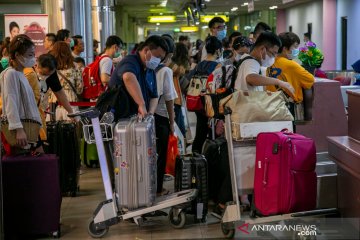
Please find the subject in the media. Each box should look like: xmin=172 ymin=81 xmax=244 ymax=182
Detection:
xmin=253 ymin=130 xmax=317 ymax=216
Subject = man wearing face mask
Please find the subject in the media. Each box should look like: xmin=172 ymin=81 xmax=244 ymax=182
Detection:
xmin=200 ymin=17 xmax=226 ymax=61
xmin=99 ymin=35 xmax=123 ymax=87
xmin=266 ymin=32 xmax=314 ymax=104
xmin=234 ymin=31 xmax=295 ymax=95
xmin=109 ymin=35 xmax=168 ymax=118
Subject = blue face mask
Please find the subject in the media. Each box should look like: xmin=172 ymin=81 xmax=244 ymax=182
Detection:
xmin=145 ymin=52 xmax=161 ymax=70
xmin=217 ymin=29 xmax=227 ymax=41
xmin=291 ymin=48 xmax=300 ymax=58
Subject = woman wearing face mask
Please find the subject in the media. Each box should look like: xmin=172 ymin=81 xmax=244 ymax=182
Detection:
xmin=266 ymin=32 xmax=314 ymax=106
xmin=49 ymin=41 xmax=83 ymax=121
xmin=0 ymin=34 xmax=42 ymax=151
xmin=232 ymin=36 xmax=253 ymax=63
xmin=233 ymin=31 xmax=295 ymax=95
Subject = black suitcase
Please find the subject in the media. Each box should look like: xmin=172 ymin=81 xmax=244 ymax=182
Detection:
xmin=175 ymin=154 xmax=208 ymax=222
xmin=201 ymin=137 xmax=227 ymax=202
xmin=45 ymin=121 xmax=80 ymax=197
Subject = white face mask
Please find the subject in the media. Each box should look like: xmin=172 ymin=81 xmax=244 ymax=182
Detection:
xmin=18 ymin=55 xmax=36 ymax=68
xmin=261 ymin=50 xmax=275 ymax=67
xmin=145 ymin=52 xmax=161 ymax=70
xmin=235 ymin=52 xmax=242 ymax=62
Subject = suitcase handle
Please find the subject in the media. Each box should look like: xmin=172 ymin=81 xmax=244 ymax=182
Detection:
xmin=137 ymin=154 xmax=143 ymax=182
xmin=263 ymin=159 xmax=269 ymax=185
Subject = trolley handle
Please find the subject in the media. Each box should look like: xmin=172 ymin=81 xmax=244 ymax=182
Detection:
xmin=67 ymin=107 xmax=100 ymax=119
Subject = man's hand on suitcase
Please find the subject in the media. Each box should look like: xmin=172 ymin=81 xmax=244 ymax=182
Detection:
xmin=138 ymin=104 xmax=147 ymax=118
xmin=16 ymin=128 xmax=28 ymax=147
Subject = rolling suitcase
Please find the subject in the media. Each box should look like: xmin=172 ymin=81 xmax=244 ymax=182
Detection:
xmin=2 ymin=154 xmax=61 ymax=238
xmin=253 ymin=130 xmax=317 ymax=216
xmin=45 ymin=121 xmax=80 ymax=196
xmin=113 ymin=116 xmax=157 ymax=210
xmin=175 ymin=154 xmax=208 ymax=222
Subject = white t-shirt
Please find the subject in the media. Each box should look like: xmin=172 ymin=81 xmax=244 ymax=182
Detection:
xmin=99 ymin=55 xmax=113 ymax=76
xmin=234 ymin=54 xmax=263 ymax=91
xmin=155 ymin=66 xmax=178 ymax=118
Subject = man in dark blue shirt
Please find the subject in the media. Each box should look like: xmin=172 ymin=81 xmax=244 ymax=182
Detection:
xmin=109 ymin=35 xmax=168 ymax=117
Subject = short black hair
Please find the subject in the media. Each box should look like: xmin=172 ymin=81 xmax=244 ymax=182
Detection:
xmin=74 ymin=57 xmax=85 ymax=65
xmin=278 ymin=32 xmax=300 ymax=53
xmin=254 ymin=22 xmax=271 ymax=36
xmin=208 ymin=17 xmax=225 ymax=28
xmin=162 ymin=35 xmax=175 ymax=54
xmin=229 ymin=31 xmax=242 ymax=43
xmin=205 ymin=36 xmax=222 ymax=54
xmin=9 ymin=21 xmax=19 ymax=32
xmin=179 ymin=35 xmax=189 ymax=42
xmin=304 ymin=32 xmax=311 ymax=40
xmin=56 ymin=29 xmax=70 ymax=41
xmin=37 ymin=53 xmax=57 ymax=71
xmin=93 ymin=39 xmax=100 ymax=48
xmin=253 ymin=31 xmax=282 ymax=50
xmin=46 ymin=33 xmax=57 ymax=43
xmin=105 ymin=35 xmax=123 ymax=49
xmin=138 ymin=35 xmax=169 ymax=53
xmin=233 ymin=36 xmax=253 ymax=50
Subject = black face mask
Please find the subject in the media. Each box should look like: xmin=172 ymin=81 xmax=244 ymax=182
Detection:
xmin=223 ymin=49 xmax=232 ymax=59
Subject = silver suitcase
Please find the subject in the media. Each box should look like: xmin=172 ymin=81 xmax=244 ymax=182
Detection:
xmin=113 ymin=116 xmax=157 ymax=210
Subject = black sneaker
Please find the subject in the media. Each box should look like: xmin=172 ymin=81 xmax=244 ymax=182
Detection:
xmin=211 ymin=204 xmax=225 ymax=219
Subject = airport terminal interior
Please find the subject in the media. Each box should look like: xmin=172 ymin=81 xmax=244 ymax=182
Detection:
xmin=0 ymin=0 xmax=360 ymax=239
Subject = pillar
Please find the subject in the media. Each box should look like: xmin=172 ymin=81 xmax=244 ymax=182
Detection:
xmin=41 ymin=0 xmax=62 ymax=33
xmin=322 ymin=0 xmax=337 ymax=70
xmin=63 ymin=0 xmax=93 ymax=64
xmin=276 ymin=9 xmax=286 ymax=34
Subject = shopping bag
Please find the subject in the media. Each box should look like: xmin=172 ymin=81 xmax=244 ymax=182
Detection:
xmin=165 ymin=134 xmax=179 ymax=176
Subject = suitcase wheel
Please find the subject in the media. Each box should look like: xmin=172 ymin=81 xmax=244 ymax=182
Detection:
xmin=87 ymin=218 xmax=109 ymax=238
xmin=168 ymin=208 xmax=186 ymax=229
xmin=221 ymin=222 xmax=235 ymax=239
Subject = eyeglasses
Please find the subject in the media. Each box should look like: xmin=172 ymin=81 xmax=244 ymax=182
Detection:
xmin=213 ymin=25 xmax=227 ymax=31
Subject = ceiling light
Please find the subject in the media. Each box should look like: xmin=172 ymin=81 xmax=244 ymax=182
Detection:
xmin=205 ymin=0 xmax=211 ymax=2
xmin=231 ymin=7 xmax=238 ymax=11
xmin=159 ymin=13 xmax=163 ymax=15
xmin=156 ymin=23 xmax=160 ymax=25
xmin=200 ymin=15 xmax=229 ymax=23
xmin=202 ymin=26 xmax=208 ymax=29
xmin=174 ymin=28 xmax=180 ymax=32
xmin=241 ymin=2 xmax=248 ymax=6
xmin=180 ymin=26 xmax=199 ymax=32
xmin=215 ymin=12 xmax=218 ymax=15
xmin=195 ymin=21 xmax=200 ymax=25
xmin=148 ymin=15 xmax=176 ymax=23
xmin=269 ymin=6 xmax=278 ymax=10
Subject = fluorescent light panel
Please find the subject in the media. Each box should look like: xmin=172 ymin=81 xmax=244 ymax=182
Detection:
xmin=148 ymin=15 xmax=176 ymax=23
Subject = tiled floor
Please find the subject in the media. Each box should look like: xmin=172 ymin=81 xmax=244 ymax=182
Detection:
xmin=58 ymin=168 xmax=226 ymax=240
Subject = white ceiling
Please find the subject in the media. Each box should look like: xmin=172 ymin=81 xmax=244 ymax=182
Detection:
xmin=116 ymin=0 xmax=313 ymax=25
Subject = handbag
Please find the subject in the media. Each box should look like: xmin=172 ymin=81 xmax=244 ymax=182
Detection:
xmin=220 ymin=90 xmax=294 ymax=140
xmin=0 ymin=73 xmax=41 ymax=147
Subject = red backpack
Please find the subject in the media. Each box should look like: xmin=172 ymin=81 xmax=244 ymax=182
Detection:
xmin=82 ymin=55 xmax=111 ymax=100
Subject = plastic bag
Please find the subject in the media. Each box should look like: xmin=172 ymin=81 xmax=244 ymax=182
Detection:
xmin=165 ymin=134 xmax=179 ymax=176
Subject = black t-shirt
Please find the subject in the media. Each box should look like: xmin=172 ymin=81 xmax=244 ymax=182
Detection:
xmin=46 ymin=70 xmax=62 ymax=92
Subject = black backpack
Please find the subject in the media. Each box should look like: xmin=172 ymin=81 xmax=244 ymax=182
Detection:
xmin=95 ymin=83 xmax=138 ymax=121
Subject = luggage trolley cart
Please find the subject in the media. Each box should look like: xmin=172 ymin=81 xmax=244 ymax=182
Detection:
xmin=68 ymin=108 xmax=197 ymax=238
xmin=221 ymin=108 xmax=338 ymax=239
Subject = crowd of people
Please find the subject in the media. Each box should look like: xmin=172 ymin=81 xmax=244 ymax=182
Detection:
xmin=0 ymin=17 xmax=321 ymax=217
